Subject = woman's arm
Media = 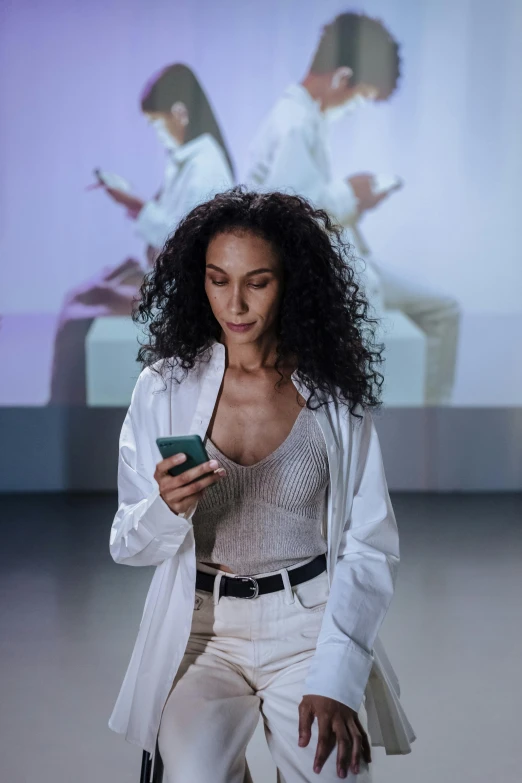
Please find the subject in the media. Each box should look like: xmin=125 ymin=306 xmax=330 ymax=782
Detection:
xmin=109 ymin=370 xmax=194 ymax=567
xmin=104 ymin=186 xmax=145 ymax=218
xmin=303 ymin=409 xmax=400 ymax=712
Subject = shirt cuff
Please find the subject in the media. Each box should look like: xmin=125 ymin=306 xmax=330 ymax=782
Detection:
xmin=138 ymin=492 xmax=193 ymax=551
xmin=303 ymin=640 xmax=374 ymax=713
xmin=178 ymin=498 xmax=199 ymax=521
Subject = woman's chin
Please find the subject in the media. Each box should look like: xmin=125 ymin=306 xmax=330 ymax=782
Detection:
xmin=226 ymin=331 xmax=257 ymax=342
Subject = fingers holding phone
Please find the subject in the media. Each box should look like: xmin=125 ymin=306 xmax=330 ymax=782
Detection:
xmin=94 ymin=168 xmax=133 ymax=194
xmin=90 ymin=169 xmax=144 ymax=217
xmin=154 ymin=436 xmax=226 ymax=517
xmin=371 ymin=174 xmax=403 ymax=198
xmin=348 ymin=173 xmax=403 ymax=215
xmin=155 ymin=456 xmax=226 ymax=517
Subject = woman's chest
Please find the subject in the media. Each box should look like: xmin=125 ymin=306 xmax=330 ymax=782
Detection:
xmin=205 ymin=371 xmax=306 ymax=467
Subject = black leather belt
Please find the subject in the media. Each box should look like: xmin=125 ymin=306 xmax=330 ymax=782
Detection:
xmin=195 ymin=553 xmax=327 ymax=599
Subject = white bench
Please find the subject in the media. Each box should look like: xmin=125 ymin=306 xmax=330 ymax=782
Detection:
xmin=376 ymin=309 xmax=426 ymax=406
xmin=86 ymin=310 xmax=426 ymax=408
xmin=85 ymin=316 xmax=144 ymax=407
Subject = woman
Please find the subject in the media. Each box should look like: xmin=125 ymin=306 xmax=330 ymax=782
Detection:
xmin=48 ymin=63 xmax=233 ymax=404
xmin=109 ymin=188 xmax=416 ymax=781
xmin=111 ymin=62 xmax=236 ymax=253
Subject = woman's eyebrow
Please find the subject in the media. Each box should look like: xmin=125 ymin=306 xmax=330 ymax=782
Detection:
xmin=205 ymin=264 xmax=274 ymax=276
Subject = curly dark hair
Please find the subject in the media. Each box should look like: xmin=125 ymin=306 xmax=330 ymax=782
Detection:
xmin=133 ymin=187 xmax=384 ymax=415
xmin=310 ymin=12 xmax=401 ymax=101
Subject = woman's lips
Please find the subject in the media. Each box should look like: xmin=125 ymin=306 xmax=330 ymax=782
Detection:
xmin=226 ymin=322 xmax=255 ymax=333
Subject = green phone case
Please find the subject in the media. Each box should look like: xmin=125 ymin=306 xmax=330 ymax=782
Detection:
xmin=156 ymin=435 xmax=210 ymax=477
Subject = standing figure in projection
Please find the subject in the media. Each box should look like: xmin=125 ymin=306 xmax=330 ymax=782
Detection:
xmin=48 ymin=64 xmax=234 ymax=405
xmin=246 ymin=12 xmax=461 ymax=405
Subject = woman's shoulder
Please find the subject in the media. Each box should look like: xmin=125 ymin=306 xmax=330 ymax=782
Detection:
xmin=134 ymin=359 xmax=187 ymax=392
xmin=129 ymin=361 xmax=171 ymax=410
xmin=191 ymin=135 xmax=232 ymax=175
xmin=133 ymin=348 xmax=213 ymax=398
xmin=328 ymin=391 xmax=373 ymax=432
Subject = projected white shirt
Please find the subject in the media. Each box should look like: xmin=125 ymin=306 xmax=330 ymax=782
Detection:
xmin=245 ymin=84 xmax=383 ymax=309
xmin=246 ymin=84 xmax=358 ymax=224
xmin=136 ymin=133 xmax=233 ymax=249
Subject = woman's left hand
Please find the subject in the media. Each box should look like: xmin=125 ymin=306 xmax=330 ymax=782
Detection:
xmin=298 ymin=694 xmax=372 ymax=778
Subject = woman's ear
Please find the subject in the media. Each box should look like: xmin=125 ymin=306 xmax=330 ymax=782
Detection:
xmin=331 ymin=66 xmax=353 ymax=90
xmin=170 ymin=101 xmax=189 ymax=127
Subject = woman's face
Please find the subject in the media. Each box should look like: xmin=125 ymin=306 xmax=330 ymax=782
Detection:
xmin=204 ymin=231 xmax=284 ymax=346
xmin=144 ymin=104 xmax=188 ymax=145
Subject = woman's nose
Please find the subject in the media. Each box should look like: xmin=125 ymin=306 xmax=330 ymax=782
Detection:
xmin=228 ymin=287 xmax=247 ymax=313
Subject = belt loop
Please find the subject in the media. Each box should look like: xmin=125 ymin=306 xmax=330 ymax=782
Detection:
xmin=213 ymin=572 xmax=224 ymax=605
xmin=280 ymin=568 xmax=295 ymax=605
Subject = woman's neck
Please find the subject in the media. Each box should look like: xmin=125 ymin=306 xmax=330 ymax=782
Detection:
xmin=221 ymin=334 xmax=280 ymax=373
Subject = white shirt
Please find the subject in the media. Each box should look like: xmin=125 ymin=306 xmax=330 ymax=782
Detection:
xmin=245 ymin=84 xmax=384 ymax=310
xmin=136 ymin=133 xmax=234 ymax=249
xmin=246 ymin=84 xmax=358 ymax=223
xmin=108 ymin=340 xmax=416 ymax=755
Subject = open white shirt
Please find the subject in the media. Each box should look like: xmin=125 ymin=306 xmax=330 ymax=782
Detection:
xmin=136 ymin=133 xmax=233 ymax=250
xmin=108 ymin=340 xmax=416 ymax=755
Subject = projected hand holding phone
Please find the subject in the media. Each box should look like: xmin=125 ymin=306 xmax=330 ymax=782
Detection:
xmin=93 ymin=169 xmax=133 ymax=193
xmin=371 ymin=174 xmax=403 ymax=197
xmin=154 ymin=435 xmax=227 ymax=517
xmin=348 ymin=172 xmax=403 ymax=215
xmin=88 ymin=169 xmax=145 ymax=218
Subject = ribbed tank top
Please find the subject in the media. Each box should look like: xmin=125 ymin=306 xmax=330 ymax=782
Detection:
xmin=193 ymin=405 xmax=329 ymax=575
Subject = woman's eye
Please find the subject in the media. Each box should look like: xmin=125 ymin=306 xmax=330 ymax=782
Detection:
xmin=210 ymin=280 xmax=267 ymax=289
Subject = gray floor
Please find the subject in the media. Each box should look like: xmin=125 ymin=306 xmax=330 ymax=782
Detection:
xmin=0 ymin=492 xmax=521 ymax=783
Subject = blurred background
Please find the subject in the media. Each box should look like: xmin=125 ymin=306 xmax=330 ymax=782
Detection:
xmin=0 ymin=1 xmax=521 ymax=782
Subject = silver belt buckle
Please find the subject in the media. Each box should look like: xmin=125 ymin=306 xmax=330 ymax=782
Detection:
xmin=235 ymin=576 xmax=259 ymax=599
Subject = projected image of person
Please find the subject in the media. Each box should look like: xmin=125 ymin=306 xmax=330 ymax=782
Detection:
xmin=246 ymin=12 xmax=461 ymax=405
xmin=48 ymin=63 xmax=234 ymax=405
xmin=109 ymin=189 xmax=415 ymax=780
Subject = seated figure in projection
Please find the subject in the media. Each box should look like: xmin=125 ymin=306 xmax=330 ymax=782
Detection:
xmin=48 ymin=63 xmax=234 ymax=404
xmin=246 ymin=12 xmax=461 ymax=405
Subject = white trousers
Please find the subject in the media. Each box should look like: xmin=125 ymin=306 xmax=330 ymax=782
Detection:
xmin=158 ymin=558 xmax=373 ymax=782
xmin=346 ymin=225 xmax=461 ymax=406
xmin=371 ymin=261 xmax=461 ymax=406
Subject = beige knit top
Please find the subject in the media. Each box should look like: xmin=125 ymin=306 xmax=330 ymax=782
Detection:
xmin=193 ymin=405 xmax=329 ymax=575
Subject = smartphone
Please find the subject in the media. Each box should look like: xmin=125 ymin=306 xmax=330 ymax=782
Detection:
xmin=93 ymin=168 xmax=132 ymax=193
xmin=156 ymin=435 xmax=210 ymax=478
xmin=371 ymin=174 xmax=403 ymax=196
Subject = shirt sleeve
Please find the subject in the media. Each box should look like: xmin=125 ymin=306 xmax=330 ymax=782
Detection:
xmin=303 ymin=409 xmax=400 ymax=711
xmin=109 ymin=370 xmax=195 ymax=567
xmin=248 ymin=124 xmax=358 ymax=224
xmin=136 ymin=153 xmax=234 ymax=249
xmin=135 ymin=200 xmax=175 ymax=250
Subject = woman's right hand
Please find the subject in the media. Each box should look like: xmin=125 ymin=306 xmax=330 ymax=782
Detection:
xmin=154 ymin=454 xmax=226 ymax=517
